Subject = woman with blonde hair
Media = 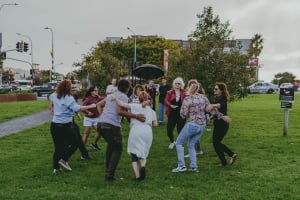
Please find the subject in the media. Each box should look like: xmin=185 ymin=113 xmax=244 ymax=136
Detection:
xmin=172 ymin=80 xmax=209 ymax=173
xmin=184 ymin=79 xmax=207 ymax=157
xmin=112 ymin=91 xmax=157 ymax=181
xmin=164 ymin=77 xmax=186 ymax=149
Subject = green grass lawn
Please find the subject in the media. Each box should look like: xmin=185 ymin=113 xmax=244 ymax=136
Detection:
xmin=0 ymin=101 xmax=49 ymax=123
xmin=0 ymin=94 xmax=300 ymax=199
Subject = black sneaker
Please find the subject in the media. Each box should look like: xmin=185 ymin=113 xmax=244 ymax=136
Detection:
xmin=90 ymin=143 xmax=100 ymax=151
xmin=81 ymin=155 xmax=92 ymax=160
xmin=140 ymin=167 xmax=146 ymax=180
xmin=105 ymin=176 xmax=121 ymax=182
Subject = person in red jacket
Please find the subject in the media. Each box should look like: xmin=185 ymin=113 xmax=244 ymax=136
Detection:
xmin=164 ymin=77 xmax=186 ymax=149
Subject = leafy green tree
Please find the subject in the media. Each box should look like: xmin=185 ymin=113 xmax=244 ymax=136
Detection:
xmin=74 ymin=37 xmax=183 ymax=90
xmin=73 ymin=41 xmax=123 ymax=93
xmin=272 ymin=72 xmax=296 ymax=86
xmin=170 ymin=6 xmax=263 ymax=100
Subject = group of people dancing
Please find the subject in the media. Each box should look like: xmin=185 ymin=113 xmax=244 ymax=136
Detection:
xmin=49 ymin=76 xmax=237 ymax=181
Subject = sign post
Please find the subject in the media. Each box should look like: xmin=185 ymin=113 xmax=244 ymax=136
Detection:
xmin=279 ymin=87 xmax=294 ymax=136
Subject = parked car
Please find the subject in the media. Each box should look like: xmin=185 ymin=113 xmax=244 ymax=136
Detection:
xmin=248 ymin=82 xmax=279 ymax=94
xmin=0 ymin=84 xmax=12 ymax=94
xmin=18 ymin=85 xmax=32 ymax=91
xmin=280 ymin=83 xmax=293 ymax=88
xmin=32 ymin=82 xmax=58 ymax=96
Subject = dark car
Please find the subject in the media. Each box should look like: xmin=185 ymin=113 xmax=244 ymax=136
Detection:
xmin=32 ymin=82 xmax=58 ymax=97
xmin=0 ymin=84 xmax=12 ymax=94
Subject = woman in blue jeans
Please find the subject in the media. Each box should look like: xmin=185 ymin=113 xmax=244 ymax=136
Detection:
xmin=172 ymin=80 xmax=210 ymax=173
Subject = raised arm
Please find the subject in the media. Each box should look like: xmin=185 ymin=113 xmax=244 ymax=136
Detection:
xmin=110 ymin=94 xmax=131 ymax=109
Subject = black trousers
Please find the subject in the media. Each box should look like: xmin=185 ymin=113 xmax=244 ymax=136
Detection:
xmin=73 ymin=122 xmax=89 ymax=158
xmin=167 ymin=113 xmax=185 ymax=143
xmin=97 ymin=123 xmax=122 ymax=178
xmin=212 ymin=119 xmax=233 ymax=166
xmin=50 ymin=122 xmax=78 ymax=169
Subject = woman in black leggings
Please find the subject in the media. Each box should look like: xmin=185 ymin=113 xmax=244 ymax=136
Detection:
xmin=210 ymin=82 xmax=237 ymax=167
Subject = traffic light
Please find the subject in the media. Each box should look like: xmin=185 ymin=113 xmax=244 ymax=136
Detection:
xmin=16 ymin=42 xmax=20 ymax=52
xmin=23 ymin=42 xmax=29 ymax=52
xmin=16 ymin=41 xmax=23 ymax=52
xmin=1 ymin=52 xmax=6 ymax=60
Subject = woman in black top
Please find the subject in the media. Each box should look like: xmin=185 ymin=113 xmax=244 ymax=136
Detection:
xmin=209 ymin=82 xmax=237 ymax=167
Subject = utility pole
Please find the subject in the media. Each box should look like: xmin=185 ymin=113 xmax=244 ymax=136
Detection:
xmin=44 ymin=27 xmax=54 ymax=82
xmin=0 ymin=3 xmax=18 ymax=84
xmin=127 ymin=27 xmax=137 ymax=85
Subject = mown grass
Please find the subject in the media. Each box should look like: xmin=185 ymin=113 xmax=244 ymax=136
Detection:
xmin=0 ymin=101 xmax=49 ymax=123
xmin=0 ymin=94 xmax=300 ymax=200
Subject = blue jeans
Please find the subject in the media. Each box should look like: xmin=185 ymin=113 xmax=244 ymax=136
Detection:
xmin=175 ymin=122 xmax=205 ymax=169
xmin=158 ymin=102 xmax=166 ymax=123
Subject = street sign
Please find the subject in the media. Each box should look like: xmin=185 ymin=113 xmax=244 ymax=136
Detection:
xmin=281 ymin=102 xmax=292 ymax=109
xmin=279 ymin=87 xmax=294 ymax=101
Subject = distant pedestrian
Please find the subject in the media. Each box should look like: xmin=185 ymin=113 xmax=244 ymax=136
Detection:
xmin=129 ymin=84 xmax=145 ymax=104
xmin=146 ymin=80 xmax=157 ymax=111
xmin=158 ymin=77 xmax=171 ymax=125
xmin=106 ymin=78 xmax=118 ymax=95
xmin=49 ymin=80 xmax=96 ymax=173
xmin=293 ymin=80 xmax=298 ymax=91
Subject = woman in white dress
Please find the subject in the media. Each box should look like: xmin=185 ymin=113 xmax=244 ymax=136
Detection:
xmin=112 ymin=91 xmax=157 ymax=181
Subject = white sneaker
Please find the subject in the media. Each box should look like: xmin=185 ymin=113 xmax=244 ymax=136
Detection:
xmin=53 ymin=168 xmax=61 ymax=174
xmin=188 ymin=168 xmax=199 ymax=173
xmin=168 ymin=142 xmax=175 ymax=149
xmin=184 ymin=151 xmax=204 ymax=158
xmin=172 ymin=166 xmax=187 ymax=173
xmin=58 ymin=159 xmax=72 ymax=171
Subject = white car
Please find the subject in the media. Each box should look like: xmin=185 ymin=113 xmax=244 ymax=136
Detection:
xmin=280 ymin=83 xmax=293 ymax=88
xmin=18 ymin=85 xmax=32 ymax=91
xmin=248 ymin=82 xmax=279 ymax=94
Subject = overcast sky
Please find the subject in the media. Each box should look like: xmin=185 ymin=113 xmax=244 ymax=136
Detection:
xmin=1 ymin=0 xmax=299 ymax=82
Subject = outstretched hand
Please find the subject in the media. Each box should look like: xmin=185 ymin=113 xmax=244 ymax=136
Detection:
xmin=221 ymin=115 xmax=231 ymax=123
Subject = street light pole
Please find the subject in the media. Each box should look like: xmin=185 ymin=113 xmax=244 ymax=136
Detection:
xmin=0 ymin=3 xmax=18 ymax=85
xmin=44 ymin=27 xmax=54 ymax=82
xmin=0 ymin=3 xmax=18 ymax=12
xmin=127 ymin=27 xmax=136 ymax=84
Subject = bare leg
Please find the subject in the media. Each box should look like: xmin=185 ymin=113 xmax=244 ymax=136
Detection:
xmin=92 ymin=126 xmax=101 ymax=145
xmin=139 ymin=159 xmax=147 ymax=180
xmin=82 ymin=127 xmax=91 ymax=145
xmin=132 ymin=162 xmax=140 ymax=178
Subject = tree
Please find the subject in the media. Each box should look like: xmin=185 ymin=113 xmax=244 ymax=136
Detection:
xmin=272 ymin=72 xmax=296 ymax=86
xmin=171 ymin=6 xmax=263 ymax=100
xmin=73 ymin=41 xmax=123 ymax=93
xmin=74 ymin=36 xmax=183 ymax=91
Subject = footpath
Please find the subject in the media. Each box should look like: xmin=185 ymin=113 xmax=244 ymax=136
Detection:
xmin=0 ymin=109 xmax=52 ymax=137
